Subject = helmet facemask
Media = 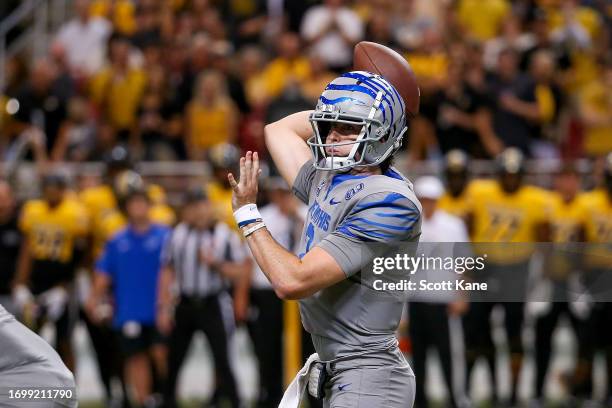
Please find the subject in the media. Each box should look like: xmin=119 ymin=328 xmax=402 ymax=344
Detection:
xmin=307 ymin=87 xmax=407 ymax=172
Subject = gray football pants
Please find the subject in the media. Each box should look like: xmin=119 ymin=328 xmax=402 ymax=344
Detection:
xmin=0 ymin=315 xmax=77 ymax=407
xmin=322 ymin=346 xmax=415 ymax=408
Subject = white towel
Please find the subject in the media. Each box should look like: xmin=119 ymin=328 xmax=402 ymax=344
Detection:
xmin=278 ymin=353 xmax=320 ymax=408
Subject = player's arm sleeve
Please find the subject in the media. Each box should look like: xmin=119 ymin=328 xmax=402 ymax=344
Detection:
xmin=292 ymin=159 xmax=316 ymax=204
xmin=317 ymin=192 xmax=421 ymax=277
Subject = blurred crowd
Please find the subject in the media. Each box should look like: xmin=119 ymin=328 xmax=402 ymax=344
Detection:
xmin=0 ymin=0 xmax=611 ymax=169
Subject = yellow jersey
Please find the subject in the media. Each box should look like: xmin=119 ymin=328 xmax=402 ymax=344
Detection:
xmin=578 ymin=189 xmax=612 ymax=268
xmin=438 ymin=191 xmax=472 ymax=220
xmin=549 ymin=193 xmax=588 ymax=243
xmin=468 ymin=180 xmax=551 ymax=263
xmin=187 ymin=99 xmax=235 ymax=151
xmin=20 ymin=198 xmax=89 ymax=263
xmin=207 ymin=181 xmax=236 ymax=230
xmin=456 ymin=0 xmax=510 ymax=41
xmin=80 ymin=184 xmax=176 ymax=256
xmin=90 ymin=67 xmax=147 ymax=130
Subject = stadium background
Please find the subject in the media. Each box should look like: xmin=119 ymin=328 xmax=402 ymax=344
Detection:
xmin=0 ymin=0 xmax=611 ymax=406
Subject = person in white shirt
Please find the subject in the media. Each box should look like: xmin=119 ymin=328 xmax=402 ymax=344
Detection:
xmin=54 ymin=0 xmax=112 ymax=78
xmin=248 ymin=177 xmax=306 ymax=407
xmin=300 ymin=0 xmax=364 ymax=71
xmin=409 ymin=176 xmax=470 ymax=408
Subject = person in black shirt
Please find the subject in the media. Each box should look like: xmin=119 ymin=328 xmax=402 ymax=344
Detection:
xmin=0 ymin=180 xmax=21 ymax=314
xmin=485 ymin=47 xmax=541 ymax=156
xmin=433 ymin=60 xmax=488 ymax=158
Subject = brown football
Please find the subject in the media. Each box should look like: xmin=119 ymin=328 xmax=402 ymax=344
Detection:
xmin=353 ymin=41 xmax=420 ymax=118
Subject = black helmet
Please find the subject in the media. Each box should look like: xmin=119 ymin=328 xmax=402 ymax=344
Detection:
xmin=208 ymin=143 xmax=240 ymax=171
xmin=497 ymin=147 xmax=525 ymax=175
xmin=42 ymin=170 xmax=68 ymax=189
xmin=105 ymin=145 xmax=132 ymax=172
xmin=444 ymin=149 xmax=469 ymax=174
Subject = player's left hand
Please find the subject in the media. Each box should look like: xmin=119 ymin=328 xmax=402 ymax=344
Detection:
xmin=228 ymin=151 xmax=262 ymax=211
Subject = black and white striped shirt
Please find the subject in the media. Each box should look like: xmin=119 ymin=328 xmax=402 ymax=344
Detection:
xmin=164 ymin=222 xmax=247 ymax=297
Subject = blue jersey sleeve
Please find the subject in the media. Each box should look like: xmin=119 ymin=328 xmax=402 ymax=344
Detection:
xmin=317 ymin=192 xmax=421 ymax=277
xmin=95 ymin=240 xmax=116 ymax=279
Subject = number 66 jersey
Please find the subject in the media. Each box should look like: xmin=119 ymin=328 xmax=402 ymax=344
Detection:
xmin=292 ymin=159 xmax=422 ymax=361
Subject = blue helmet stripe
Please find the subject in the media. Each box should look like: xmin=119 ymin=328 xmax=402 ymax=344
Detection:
xmin=342 ymin=72 xmax=395 ymax=123
xmin=319 ymin=95 xmax=366 ymax=105
xmin=325 ymin=84 xmax=377 ymax=99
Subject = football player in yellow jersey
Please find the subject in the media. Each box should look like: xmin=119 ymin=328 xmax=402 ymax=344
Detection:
xmin=463 ymin=148 xmax=551 ymax=407
xmin=438 ymin=150 xmax=472 ymax=221
xmin=13 ymin=172 xmax=89 ymax=371
xmin=532 ymin=164 xmax=594 ymax=406
xmin=575 ymin=153 xmax=612 ymax=406
xmin=206 ymin=143 xmax=241 ymax=230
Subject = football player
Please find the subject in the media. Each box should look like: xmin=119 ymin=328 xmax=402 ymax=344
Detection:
xmin=229 ymin=71 xmax=422 ymax=407
xmin=206 ymin=143 xmax=242 ymax=229
xmin=463 ymin=147 xmax=551 ymax=407
xmin=576 ymin=152 xmax=612 ymax=407
xmin=533 ymin=163 xmax=590 ymax=407
xmin=13 ymin=172 xmax=89 ymax=371
xmin=438 ymin=149 xmax=472 ymax=221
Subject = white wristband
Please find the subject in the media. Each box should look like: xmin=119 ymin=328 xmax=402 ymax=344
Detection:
xmin=243 ymin=222 xmax=266 ymax=238
xmin=234 ymin=203 xmax=262 ymax=228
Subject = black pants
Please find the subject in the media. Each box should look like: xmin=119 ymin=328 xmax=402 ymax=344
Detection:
xmin=409 ymin=302 xmax=457 ymax=408
xmin=163 ymin=294 xmax=239 ymax=408
xmin=81 ymin=309 xmax=125 ymax=398
xmin=463 ymin=301 xmax=524 ymax=404
xmin=534 ymin=301 xmax=586 ymax=399
xmin=246 ymin=289 xmax=283 ymax=408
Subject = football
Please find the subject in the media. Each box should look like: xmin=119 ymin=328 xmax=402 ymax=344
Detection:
xmin=353 ymin=41 xmax=420 ymax=118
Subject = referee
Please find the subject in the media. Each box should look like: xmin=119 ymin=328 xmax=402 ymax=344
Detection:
xmin=158 ymin=188 xmax=250 ymax=408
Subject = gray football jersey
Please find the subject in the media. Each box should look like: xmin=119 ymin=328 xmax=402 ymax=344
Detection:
xmin=293 ymin=160 xmax=422 ymax=360
xmin=0 ymin=304 xmax=12 ymax=325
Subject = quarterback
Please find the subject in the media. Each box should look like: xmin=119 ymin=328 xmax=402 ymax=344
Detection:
xmin=229 ymin=71 xmax=422 ymax=407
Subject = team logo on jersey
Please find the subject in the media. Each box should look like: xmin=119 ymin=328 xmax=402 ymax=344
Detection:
xmin=345 ymin=183 xmax=364 ymax=200
xmin=316 ymin=180 xmax=327 ymax=197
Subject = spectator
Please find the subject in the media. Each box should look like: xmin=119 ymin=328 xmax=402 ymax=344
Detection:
xmin=261 ymin=32 xmax=310 ymax=100
xmin=237 ymin=45 xmax=269 ymax=109
xmin=90 ymin=35 xmax=147 ymax=141
xmin=528 ymin=49 xmax=564 ymax=157
xmin=185 ymin=70 xmax=238 ymax=159
xmin=455 ymin=0 xmax=511 ymax=42
xmin=158 ymin=188 xmax=249 ymax=408
xmin=483 ymin=16 xmax=534 ymax=71
xmin=0 ymin=181 xmax=21 ymax=315
xmin=409 ymin=176 xmax=469 ymax=408
xmin=433 ymin=61 xmax=486 ymax=157
xmin=300 ymin=0 xmax=364 ymax=71
xmin=54 ymin=0 xmax=112 ymax=79
xmin=300 ymin=51 xmax=336 ymax=103
xmin=88 ymin=186 xmax=169 ymax=408
xmin=11 ymin=59 xmax=69 ymax=155
xmin=486 ymin=48 xmax=541 ymax=155
xmin=52 ymin=97 xmax=97 ymax=162
xmin=578 ymin=59 xmax=612 ymax=157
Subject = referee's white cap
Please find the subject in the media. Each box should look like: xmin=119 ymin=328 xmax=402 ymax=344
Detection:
xmin=414 ymin=176 xmax=445 ymax=200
